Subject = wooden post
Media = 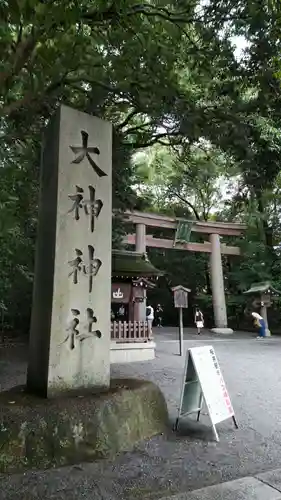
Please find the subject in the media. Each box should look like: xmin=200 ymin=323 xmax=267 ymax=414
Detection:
xmin=179 ymin=307 xmax=183 ymax=356
xmin=171 ymin=285 xmax=191 ymax=357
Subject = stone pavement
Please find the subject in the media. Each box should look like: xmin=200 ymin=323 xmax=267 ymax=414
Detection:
xmin=162 ymin=471 xmax=281 ymax=499
xmin=2 ymin=466 xmax=281 ymax=500
xmin=2 ymin=328 xmax=281 ymax=499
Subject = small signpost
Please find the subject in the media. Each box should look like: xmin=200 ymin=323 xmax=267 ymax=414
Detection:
xmin=174 ymin=345 xmax=238 ymax=441
xmin=171 ymin=285 xmax=191 ymax=356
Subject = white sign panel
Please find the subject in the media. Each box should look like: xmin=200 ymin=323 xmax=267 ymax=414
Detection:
xmin=175 ymin=345 xmax=236 ymax=441
xmin=190 ymin=345 xmax=234 ymax=425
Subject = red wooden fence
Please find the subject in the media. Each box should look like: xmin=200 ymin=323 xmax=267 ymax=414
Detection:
xmin=111 ymin=321 xmax=152 ymax=343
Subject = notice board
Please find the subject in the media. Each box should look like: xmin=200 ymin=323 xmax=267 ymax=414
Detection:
xmin=175 ymin=345 xmax=237 ymax=441
xmin=174 ymin=289 xmax=188 ymax=308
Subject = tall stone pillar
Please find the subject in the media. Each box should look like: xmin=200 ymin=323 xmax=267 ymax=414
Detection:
xmin=135 ymin=223 xmax=146 ymax=253
xmin=210 ymin=233 xmax=233 ymax=334
xmin=135 ymin=223 xmax=147 ymax=321
xmin=27 ymin=105 xmax=112 ymax=397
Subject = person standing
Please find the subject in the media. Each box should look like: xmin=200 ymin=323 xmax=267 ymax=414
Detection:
xmin=252 ymin=312 xmax=266 ymax=339
xmin=194 ymin=307 xmax=204 ymax=335
xmin=146 ymin=304 xmax=154 ymax=333
xmin=117 ymin=305 xmax=125 ymax=320
xmin=156 ymin=304 xmax=163 ymax=327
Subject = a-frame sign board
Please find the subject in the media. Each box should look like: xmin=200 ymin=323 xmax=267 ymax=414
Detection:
xmin=174 ymin=345 xmax=238 ymax=441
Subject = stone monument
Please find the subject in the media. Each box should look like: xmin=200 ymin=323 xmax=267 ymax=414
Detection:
xmin=0 ymin=106 xmax=168 ymax=471
xmin=27 ymin=105 xmax=112 ymax=397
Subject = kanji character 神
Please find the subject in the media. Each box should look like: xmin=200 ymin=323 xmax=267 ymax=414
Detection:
xmin=68 ymin=247 xmax=101 ymax=292
xmin=68 ymin=185 xmax=103 ymax=233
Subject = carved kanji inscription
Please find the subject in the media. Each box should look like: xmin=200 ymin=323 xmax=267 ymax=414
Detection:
xmin=68 ymin=247 xmax=101 ymax=292
xmin=70 ymin=130 xmax=107 ymax=177
xmin=68 ymin=185 xmax=103 ymax=232
xmin=63 ymin=308 xmax=102 ymax=350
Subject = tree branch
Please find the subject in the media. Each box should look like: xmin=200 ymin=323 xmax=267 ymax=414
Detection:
xmin=126 ymin=131 xmax=183 ymax=148
xmin=0 ymin=32 xmax=36 ymax=91
xmin=125 ymin=5 xmax=193 ymax=24
xmin=1 ymin=73 xmax=70 ymax=117
xmin=81 ymin=4 xmax=119 ymax=22
xmin=82 ymin=3 xmax=195 ymax=25
xmin=117 ymin=109 xmax=141 ymax=130
xmin=0 ymin=92 xmax=35 ymax=117
xmin=171 ymin=191 xmax=201 ymax=220
xmin=65 ymin=76 xmax=125 ymax=99
xmin=124 ymin=121 xmax=156 ymax=135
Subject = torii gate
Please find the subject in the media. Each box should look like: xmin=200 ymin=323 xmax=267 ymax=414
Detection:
xmin=123 ymin=211 xmax=246 ymax=334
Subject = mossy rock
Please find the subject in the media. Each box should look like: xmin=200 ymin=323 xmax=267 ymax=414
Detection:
xmin=0 ymin=378 xmax=168 ymax=473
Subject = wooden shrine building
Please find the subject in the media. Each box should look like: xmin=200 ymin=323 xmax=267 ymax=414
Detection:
xmin=110 ymin=250 xmax=162 ymax=362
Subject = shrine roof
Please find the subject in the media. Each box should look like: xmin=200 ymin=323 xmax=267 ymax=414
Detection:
xmin=244 ymin=281 xmax=281 ymax=295
xmin=112 ymin=250 xmax=163 ymax=278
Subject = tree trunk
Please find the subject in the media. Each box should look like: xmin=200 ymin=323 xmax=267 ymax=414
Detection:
xmin=205 ymin=261 xmax=212 ymax=294
xmin=256 ymin=192 xmax=273 ymax=248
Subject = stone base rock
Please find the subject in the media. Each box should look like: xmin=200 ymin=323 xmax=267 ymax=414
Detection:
xmin=0 ymin=379 xmax=168 ymax=473
xmin=211 ymin=327 xmax=234 ymax=335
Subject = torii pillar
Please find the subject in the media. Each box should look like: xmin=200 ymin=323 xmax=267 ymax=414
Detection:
xmin=210 ymin=233 xmax=233 ymax=334
xmin=135 ymin=223 xmax=147 ymax=321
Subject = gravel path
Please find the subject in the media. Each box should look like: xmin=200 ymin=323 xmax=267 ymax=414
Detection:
xmin=1 ymin=329 xmax=281 ymax=499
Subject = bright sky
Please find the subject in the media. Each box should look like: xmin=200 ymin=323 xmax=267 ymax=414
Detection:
xmin=232 ymin=35 xmax=249 ymax=60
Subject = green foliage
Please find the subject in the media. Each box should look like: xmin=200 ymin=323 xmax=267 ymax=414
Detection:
xmin=147 ymin=248 xmax=208 ymax=325
xmin=0 ymin=0 xmax=202 ymax=332
xmin=0 ymin=140 xmax=38 ymax=332
xmin=2 ymin=0 xmax=281 ymax=332
xmin=133 ymin=143 xmax=235 ymax=220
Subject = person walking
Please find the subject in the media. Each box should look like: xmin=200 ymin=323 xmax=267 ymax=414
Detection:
xmin=194 ymin=307 xmax=204 ymax=335
xmin=156 ymin=304 xmax=163 ymax=327
xmin=146 ymin=304 xmax=154 ymax=333
xmin=252 ymin=312 xmax=266 ymax=339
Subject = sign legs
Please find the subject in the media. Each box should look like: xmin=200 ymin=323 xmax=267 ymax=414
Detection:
xmin=232 ymin=415 xmax=239 ymax=429
xmin=197 ymin=392 xmax=203 ymax=422
xmin=211 ymin=417 xmax=238 ymax=442
xmin=212 ymin=423 xmax=219 ymax=442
